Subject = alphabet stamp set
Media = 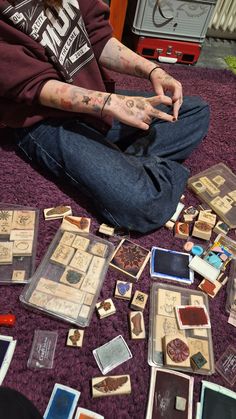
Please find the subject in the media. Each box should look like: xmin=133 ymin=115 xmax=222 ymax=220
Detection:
xmin=148 ymin=283 xmax=215 ymax=375
xmin=20 ymin=228 xmax=114 ymax=327
xmin=188 ymin=163 xmax=236 ymax=228
xmin=0 ymin=204 xmax=39 ymax=283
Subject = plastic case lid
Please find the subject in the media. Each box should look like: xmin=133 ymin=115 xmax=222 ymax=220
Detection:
xmin=20 ymin=228 xmax=115 ymax=327
xmin=27 ymin=330 xmax=58 ymax=369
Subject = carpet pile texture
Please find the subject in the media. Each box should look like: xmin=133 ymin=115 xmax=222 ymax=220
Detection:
xmin=0 ymin=65 xmax=236 ymax=419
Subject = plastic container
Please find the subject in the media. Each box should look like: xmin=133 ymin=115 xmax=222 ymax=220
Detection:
xmin=20 ymin=228 xmax=114 ymax=327
xmin=148 ymin=282 xmax=215 ymax=375
xmin=188 ymin=163 xmax=236 ymax=228
xmin=0 ymin=203 xmax=39 ymax=284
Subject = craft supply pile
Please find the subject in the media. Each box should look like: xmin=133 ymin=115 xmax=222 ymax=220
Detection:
xmin=0 ymin=163 xmax=236 ymax=418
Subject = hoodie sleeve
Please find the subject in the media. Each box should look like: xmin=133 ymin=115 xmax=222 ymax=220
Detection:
xmin=0 ymin=22 xmax=62 ymax=105
xmin=79 ymin=0 xmax=113 ymax=60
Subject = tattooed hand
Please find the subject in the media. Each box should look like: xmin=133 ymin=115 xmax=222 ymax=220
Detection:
xmin=102 ymin=94 xmax=174 ymax=130
xmin=149 ymin=68 xmax=183 ymax=120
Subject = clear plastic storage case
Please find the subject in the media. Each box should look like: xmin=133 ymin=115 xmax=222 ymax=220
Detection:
xmin=0 ymin=203 xmax=39 ymax=284
xmin=20 ymin=228 xmax=114 ymax=327
xmin=188 ymin=163 xmax=236 ymax=228
xmin=148 ymin=283 xmax=215 ymax=375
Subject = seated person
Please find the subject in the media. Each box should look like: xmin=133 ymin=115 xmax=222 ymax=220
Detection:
xmin=0 ymin=0 xmax=209 ymax=233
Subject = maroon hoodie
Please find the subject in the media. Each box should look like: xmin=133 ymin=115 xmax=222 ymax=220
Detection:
xmin=0 ymin=0 xmax=113 ymax=130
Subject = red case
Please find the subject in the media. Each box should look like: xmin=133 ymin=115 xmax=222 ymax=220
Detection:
xmin=134 ymin=36 xmax=202 ymax=65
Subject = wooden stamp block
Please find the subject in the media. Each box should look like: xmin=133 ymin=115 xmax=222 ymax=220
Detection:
xmin=213 ymin=221 xmax=230 ymax=236
xmin=197 ymin=203 xmax=212 ymax=212
xmin=110 ymin=239 xmax=150 ymax=282
xmin=217 ymin=272 xmax=228 ymax=285
xmin=154 ymin=315 xmax=185 ymax=352
xmin=84 ymin=293 xmax=94 ymax=306
xmin=69 ymin=249 xmax=93 ymax=272
xmin=222 ymin=195 xmax=234 ymax=205
xmin=12 ymin=240 xmax=33 ymax=256
xmin=36 ymin=278 xmax=85 ymax=305
xmin=191 ymin=180 xmax=206 ymax=194
xmin=163 ymin=334 xmax=190 ymax=368
xmin=80 ymin=256 xmax=105 ymax=293
xmin=190 ymin=294 xmax=208 ymax=337
xmin=199 ymin=176 xmax=220 ymax=196
xmin=130 ymin=290 xmax=148 ymax=311
xmin=228 ymin=190 xmax=236 ymax=202
xmin=212 ymin=175 xmax=225 ymax=187
xmin=79 ymin=305 xmax=90 ymax=319
xmin=90 ymin=241 xmax=108 ymax=257
xmin=0 ymin=210 xmax=13 ymax=236
xmin=192 ymin=220 xmax=212 ymax=241
xmin=190 ymin=351 xmax=207 ymax=370
xmin=183 ymin=213 xmax=195 ymax=223
xmin=60 ymin=267 xmax=84 ymax=288
xmin=92 ymin=375 xmax=131 ymax=398
xmin=44 ymin=205 xmax=72 ymax=220
xmin=175 ymin=396 xmax=186 ymax=411
xmin=60 ymin=231 xmax=76 ymax=246
xmin=98 ymin=223 xmax=115 ymax=236
xmin=11 ymin=270 xmax=26 ymax=281
xmin=96 ymin=298 xmax=116 ymax=319
xmin=198 ymin=278 xmax=222 ymax=298
xmin=188 ymin=337 xmax=210 ymax=370
xmin=114 ymin=280 xmax=132 ymax=300
xmin=164 ymin=220 xmax=175 ymax=230
xmin=72 ymin=235 xmax=90 ymax=251
xmin=157 ymin=288 xmax=181 ymax=318
xmin=10 ymin=229 xmax=34 ymax=241
xmin=174 ymin=222 xmax=189 ymax=239
xmin=50 ymin=243 xmax=75 ymax=266
xmin=210 ymin=196 xmax=232 ymax=214
xmin=0 ymin=241 xmax=13 ymax=264
xmin=61 ymin=216 xmax=91 ymax=233
xmin=198 ymin=211 xmax=217 ymax=227
xmin=184 ymin=206 xmax=199 ymax=219
xmin=12 ymin=210 xmax=35 ymax=230
xmin=129 ymin=311 xmax=145 ymax=339
xmin=175 ymin=305 xmax=211 ymax=330
xmin=66 ymin=329 xmax=84 ymax=347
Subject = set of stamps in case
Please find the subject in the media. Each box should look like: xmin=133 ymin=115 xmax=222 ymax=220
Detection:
xmin=28 ymin=230 xmax=109 ymax=324
xmin=0 ymin=210 xmax=36 ymax=267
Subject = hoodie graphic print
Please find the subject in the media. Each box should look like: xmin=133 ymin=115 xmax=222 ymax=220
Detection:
xmin=1 ymin=0 xmax=94 ymax=82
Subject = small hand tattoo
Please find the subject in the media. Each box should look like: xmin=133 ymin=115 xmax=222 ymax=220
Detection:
xmin=82 ymin=96 xmax=91 ymax=105
xmin=126 ymin=100 xmax=134 ymax=108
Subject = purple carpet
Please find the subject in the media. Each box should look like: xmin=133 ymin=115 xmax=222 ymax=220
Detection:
xmin=0 ymin=65 xmax=236 ymax=419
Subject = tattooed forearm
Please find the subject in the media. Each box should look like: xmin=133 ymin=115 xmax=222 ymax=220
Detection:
xmin=99 ymin=37 xmax=162 ymax=79
xmin=39 ymin=80 xmax=110 ymax=115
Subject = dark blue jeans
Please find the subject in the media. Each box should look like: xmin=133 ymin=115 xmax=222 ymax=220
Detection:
xmin=15 ymin=95 xmax=209 ymax=233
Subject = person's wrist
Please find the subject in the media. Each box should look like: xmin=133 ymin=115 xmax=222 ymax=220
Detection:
xmin=101 ymin=93 xmax=112 ymax=118
xmin=148 ymin=66 xmax=165 ymax=81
